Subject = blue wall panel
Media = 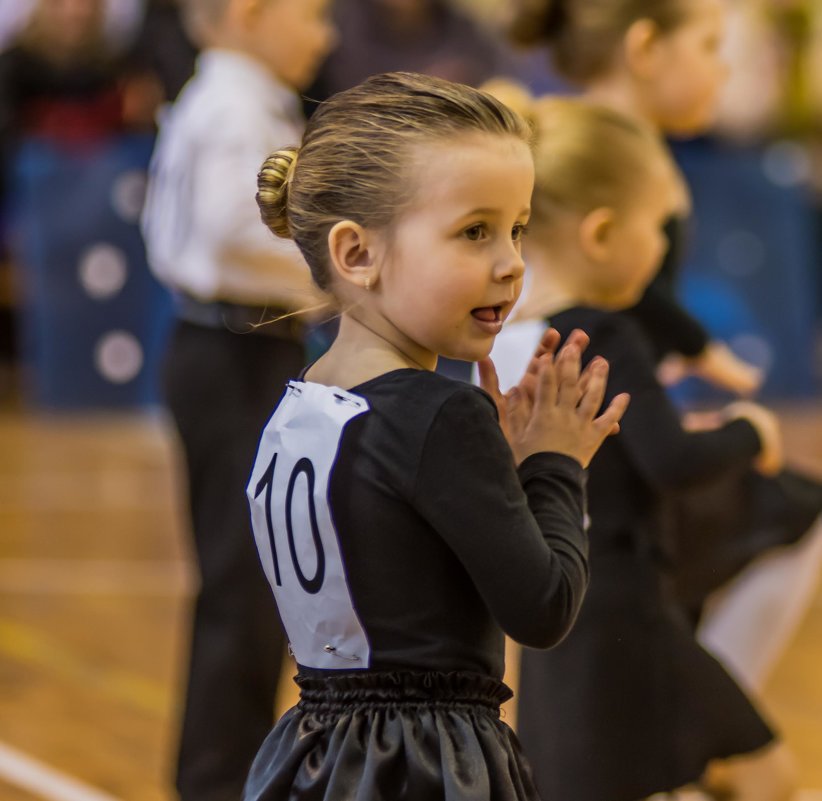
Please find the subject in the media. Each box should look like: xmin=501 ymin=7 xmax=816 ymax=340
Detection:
xmin=671 ymin=138 xmax=819 ymax=402
xmin=8 ymin=134 xmax=173 ymax=409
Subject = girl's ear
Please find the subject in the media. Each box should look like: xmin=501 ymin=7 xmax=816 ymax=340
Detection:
xmin=578 ymin=207 xmax=615 ymax=263
xmin=623 ymin=18 xmax=664 ymax=80
xmin=327 ymin=220 xmax=379 ymax=291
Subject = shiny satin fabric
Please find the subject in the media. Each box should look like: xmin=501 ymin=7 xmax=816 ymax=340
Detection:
xmin=243 ymin=671 xmax=540 ymax=801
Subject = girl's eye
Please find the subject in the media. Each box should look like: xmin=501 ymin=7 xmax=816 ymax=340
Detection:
xmin=512 ymin=223 xmax=529 ymax=241
xmin=464 ymin=224 xmax=486 ymax=241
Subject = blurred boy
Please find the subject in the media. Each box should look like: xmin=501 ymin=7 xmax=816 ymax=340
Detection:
xmin=141 ymin=1 xmax=335 ymax=799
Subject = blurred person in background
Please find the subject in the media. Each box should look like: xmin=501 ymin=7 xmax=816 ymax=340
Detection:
xmin=0 ymin=0 xmax=159 ymax=181
xmin=500 ymin=1 xmax=822 ymax=797
xmin=714 ymin=0 xmax=822 ymax=323
xmin=0 ymin=0 xmax=146 ymax=51
xmin=0 ymin=0 xmax=161 ymax=398
xmin=129 ymin=0 xmax=198 ymax=104
xmin=140 ymin=0 xmax=335 ymax=799
xmin=506 ymin=0 xmax=763 ymax=397
xmin=308 ymin=0 xmax=517 ymax=111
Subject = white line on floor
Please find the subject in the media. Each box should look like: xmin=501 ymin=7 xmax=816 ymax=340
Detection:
xmin=0 ymin=742 xmax=124 ymax=801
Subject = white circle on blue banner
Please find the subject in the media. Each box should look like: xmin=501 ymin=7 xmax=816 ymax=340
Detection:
xmin=111 ymin=170 xmax=148 ymax=222
xmin=730 ymin=333 xmax=773 ymax=373
xmin=79 ymin=244 xmax=128 ymax=299
xmin=717 ymin=230 xmax=766 ymax=278
xmin=762 ymin=140 xmax=811 ymax=188
xmin=94 ymin=331 xmax=143 ymax=384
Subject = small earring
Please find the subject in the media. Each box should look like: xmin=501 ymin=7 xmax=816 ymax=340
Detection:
xmin=364 ymin=276 xmax=372 ymax=291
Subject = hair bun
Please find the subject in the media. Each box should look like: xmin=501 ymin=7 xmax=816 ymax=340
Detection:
xmin=257 ymin=147 xmax=299 ymax=239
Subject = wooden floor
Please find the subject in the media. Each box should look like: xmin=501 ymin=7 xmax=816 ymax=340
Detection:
xmin=0 ymin=400 xmax=821 ymax=801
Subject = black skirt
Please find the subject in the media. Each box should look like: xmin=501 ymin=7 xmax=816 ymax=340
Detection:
xmin=243 ymin=670 xmax=540 ymax=801
xmin=670 ymin=467 xmax=822 ymax=620
xmin=516 ymin=547 xmax=775 ymax=801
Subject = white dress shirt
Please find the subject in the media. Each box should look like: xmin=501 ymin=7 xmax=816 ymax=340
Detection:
xmin=141 ymin=49 xmax=315 ymax=308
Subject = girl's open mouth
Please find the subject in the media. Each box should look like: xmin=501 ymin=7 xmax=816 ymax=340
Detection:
xmin=471 ymin=305 xmax=504 ymax=334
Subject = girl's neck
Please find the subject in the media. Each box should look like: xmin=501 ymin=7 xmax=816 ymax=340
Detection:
xmin=512 ymin=250 xmax=586 ymax=323
xmin=304 ymin=312 xmax=432 ymax=389
xmin=584 ymin=77 xmax=661 ymax=137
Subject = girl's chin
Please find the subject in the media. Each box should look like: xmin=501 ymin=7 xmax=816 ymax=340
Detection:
xmin=599 ymin=297 xmax=636 ymax=312
xmin=606 ymin=284 xmax=650 ymax=310
xmin=442 ymin=345 xmax=493 ymax=365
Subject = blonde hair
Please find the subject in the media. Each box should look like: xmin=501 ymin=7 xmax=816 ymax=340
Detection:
xmin=509 ymin=0 xmax=692 ymax=82
xmin=257 ymin=71 xmax=533 ymax=292
xmin=481 ymin=83 xmax=668 ymax=226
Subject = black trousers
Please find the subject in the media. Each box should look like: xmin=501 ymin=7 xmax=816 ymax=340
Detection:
xmin=163 ymin=319 xmax=305 ymax=801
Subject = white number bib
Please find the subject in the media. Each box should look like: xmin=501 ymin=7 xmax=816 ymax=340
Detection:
xmin=247 ymin=381 xmax=371 ymax=669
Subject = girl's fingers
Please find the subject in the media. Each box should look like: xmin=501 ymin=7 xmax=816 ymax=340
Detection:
xmin=521 ymin=354 xmax=557 ymax=405
xmin=592 ymin=393 xmax=631 ymax=437
xmin=505 ymin=386 xmax=531 ymax=434
xmin=555 ymin=342 xmax=582 ymax=407
xmin=564 ymin=328 xmax=590 ymax=355
xmin=532 ymin=352 xmax=558 ymax=411
xmin=527 ymin=328 xmax=588 ymax=386
xmin=577 ymin=358 xmax=609 ymax=420
xmin=525 ymin=328 xmax=561 ymax=378
xmin=536 ymin=327 xmax=562 ymax=357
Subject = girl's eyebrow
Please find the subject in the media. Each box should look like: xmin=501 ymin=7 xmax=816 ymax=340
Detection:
xmin=457 ymin=206 xmax=531 ymax=220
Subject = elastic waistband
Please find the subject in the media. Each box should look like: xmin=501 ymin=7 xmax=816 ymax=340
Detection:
xmin=174 ymin=293 xmax=302 ymax=340
xmin=295 ymin=670 xmax=512 ymax=715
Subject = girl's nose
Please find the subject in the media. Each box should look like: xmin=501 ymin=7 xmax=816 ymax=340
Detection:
xmin=497 ymin=244 xmax=525 ymax=283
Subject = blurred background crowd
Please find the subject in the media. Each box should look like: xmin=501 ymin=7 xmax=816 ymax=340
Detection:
xmin=0 ymin=0 xmax=820 ymax=411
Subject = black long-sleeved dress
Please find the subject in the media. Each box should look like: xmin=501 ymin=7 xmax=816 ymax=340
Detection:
xmin=515 ymin=307 xmax=775 ymax=801
xmin=628 ymin=218 xmax=822 ymax=618
xmin=244 ymin=368 xmax=589 ymax=801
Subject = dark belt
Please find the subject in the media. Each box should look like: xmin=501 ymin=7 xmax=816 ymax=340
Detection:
xmin=174 ymin=293 xmax=302 ymax=340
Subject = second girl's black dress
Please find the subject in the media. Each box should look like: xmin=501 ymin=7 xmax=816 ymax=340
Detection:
xmin=628 ymin=218 xmax=822 ymax=620
xmin=516 ymin=307 xmax=775 ymax=801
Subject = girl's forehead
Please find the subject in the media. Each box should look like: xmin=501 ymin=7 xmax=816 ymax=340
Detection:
xmin=409 ymin=134 xmax=533 ymax=182
xmin=411 ymin=128 xmax=526 ymax=154
xmin=677 ymin=0 xmax=725 ymax=28
xmin=400 ymin=136 xmax=534 ymax=218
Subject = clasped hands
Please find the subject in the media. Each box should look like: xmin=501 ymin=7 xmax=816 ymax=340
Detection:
xmin=478 ymin=328 xmax=630 ymax=468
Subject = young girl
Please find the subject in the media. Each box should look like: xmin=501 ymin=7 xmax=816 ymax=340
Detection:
xmin=243 ymin=71 xmax=629 ymax=801
xmin=485 ymin=93 xmax=798 ymax=801
xmin=508 ymin=0 xmax=822 ymax=695
xmin=508 ymin=0 xmax=757 ymax=392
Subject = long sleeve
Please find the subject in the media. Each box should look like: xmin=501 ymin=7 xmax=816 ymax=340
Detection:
xmin=411 ymin=388 xmax=589 ymax=649
xmin=596 ymin=317 xmax=760 ymax=490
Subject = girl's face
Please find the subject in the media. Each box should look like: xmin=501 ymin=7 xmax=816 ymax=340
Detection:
xmin=38 ymin=0 xmax=102 ymax=51
xmin=593 ymin=161 xmax=677 ymax=309
xmin=646 ymin=0 xmax=729 ymax=135
xmin=250 ymin=0 xmax=337 ymax=90
xmin=371 ymin=134 xmax=534 ymax=365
